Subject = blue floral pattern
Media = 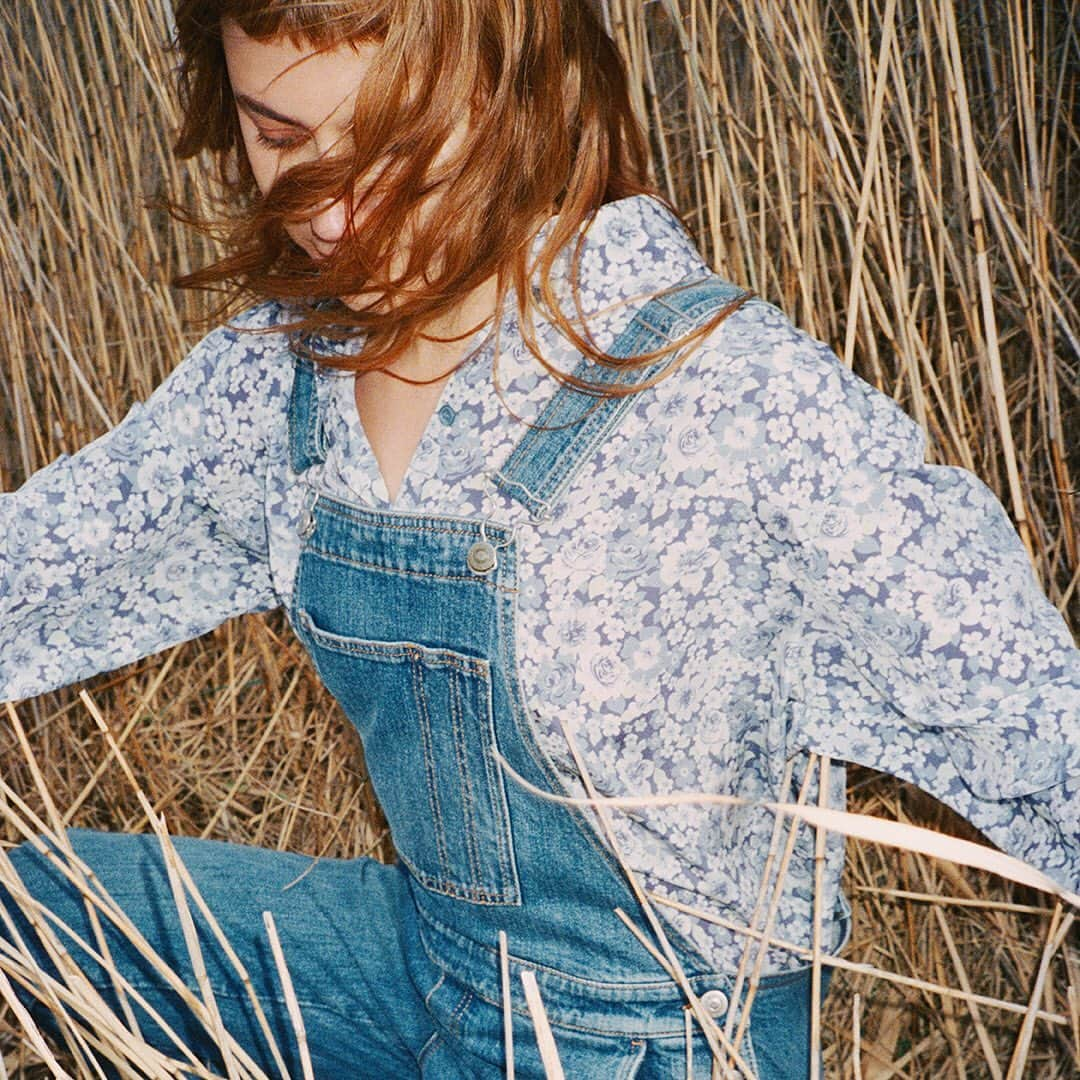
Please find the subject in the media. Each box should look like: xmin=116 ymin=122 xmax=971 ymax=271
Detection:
xmin=2 ymin=195 xmax=1077 ymax=973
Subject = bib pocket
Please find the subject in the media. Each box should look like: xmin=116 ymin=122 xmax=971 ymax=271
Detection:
xmin=296 ymin=608 xmax=520 ymax=905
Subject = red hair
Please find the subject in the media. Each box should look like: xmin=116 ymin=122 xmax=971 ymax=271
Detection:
xmin=171 ymin=0 xmax=745 ymax=389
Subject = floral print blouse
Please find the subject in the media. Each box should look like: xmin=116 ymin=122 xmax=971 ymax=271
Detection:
xmin=2 ymin=194 xmax=1077 ymax=973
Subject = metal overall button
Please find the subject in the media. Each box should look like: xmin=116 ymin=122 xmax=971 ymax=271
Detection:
xmin=467 ymin=540 xmax=498 ymax=574
xmin=298 ymin=488 xmax=319 ymax=539
xmin=700 ymin=989 xmax=729 ymax=1017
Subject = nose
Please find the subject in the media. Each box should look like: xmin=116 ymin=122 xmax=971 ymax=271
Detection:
xmin=308 ymin=198 xmax=348 ymax=255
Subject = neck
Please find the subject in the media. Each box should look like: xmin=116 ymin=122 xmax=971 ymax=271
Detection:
xmin=383 ymin=273 xmax=501 ymax=383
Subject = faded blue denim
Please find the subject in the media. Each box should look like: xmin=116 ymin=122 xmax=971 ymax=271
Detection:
xmin=5 ymin=277 xmax=831 ymax=1077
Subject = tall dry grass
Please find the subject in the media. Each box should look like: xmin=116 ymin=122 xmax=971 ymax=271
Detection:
xmin=0 ymin=0 xmax=1076 ymax=1076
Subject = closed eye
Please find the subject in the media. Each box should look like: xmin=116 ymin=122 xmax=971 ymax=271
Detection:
xmin=254 ymin=127 xmax=310 ymax=151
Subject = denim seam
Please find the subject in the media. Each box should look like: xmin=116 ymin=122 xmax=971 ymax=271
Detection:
xmin=397 ymin=849 xmax=518 ymax=906
xmin=299 ymin=615 xmax=490 ymax=676
xmin=304 ymin=369 xmax=322 ymax=464
xmin=464 ymin=981 xmax=690 ymax=1039
xmin=300 ymin=605 xmax=519 ymax=903
xmin=311 ymin=498 xmax=512 ymax=541
xmin=98 ymin=980 xmax=365 ymax=1029
xmin=493 ymin=277 xmax=749 ymax=516
xmin=480 ymin=671 xmax=518 ymax=896
xmin=616 ymin=1039 xmax=648 ymax=1080
xmin=448 ymin=987 xmax=473 ymax=1033
xmin=300 ymin=547 xmax=518 ymax=593
xmin=423 ymin=973 xmax=446 ymax=1008
xmin=410 ymin=657 xmax=452 ymax=880
xmin=416 ymin=1030 xmax=441 ymax=1068
xmin=420 ymin=910 xmax=698 ymax=997
xmin=449 ymin=669 xmax=484 ymax=887
xmin=743 ymin=1026 xmax=759 ymax=1077
xmin=528 ymin=389 xmax=651 ymax=512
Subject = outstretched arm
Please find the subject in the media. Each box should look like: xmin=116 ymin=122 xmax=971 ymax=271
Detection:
xmin=781 ymin=350 xmax=1080 ymax=891
xmin=0 ymin=305 xmax=292 ymax=703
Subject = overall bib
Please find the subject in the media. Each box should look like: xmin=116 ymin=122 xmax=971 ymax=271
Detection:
xmin=5 ymin=277 xmax=826 ymax=1079
xmin=286 ymin=274 xmax=824 ymax=1079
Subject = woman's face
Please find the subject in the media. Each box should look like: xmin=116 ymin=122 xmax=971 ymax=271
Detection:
xmin=222 ymin=20 xmax=380 ymax=261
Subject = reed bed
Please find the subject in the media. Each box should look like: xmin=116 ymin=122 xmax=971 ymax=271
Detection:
xmin=0 ymin=0 xmax=1076 ymax=1076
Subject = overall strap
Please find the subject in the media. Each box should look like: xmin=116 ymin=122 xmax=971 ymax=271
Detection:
xmin=287 ymin=355 xmax=328 ymax=475
xmin=492 ymin=274 xmax=749 ymax=521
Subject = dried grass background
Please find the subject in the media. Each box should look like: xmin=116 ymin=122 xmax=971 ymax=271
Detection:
xmin=0 ymin=0 xmax=1077 ymax=1076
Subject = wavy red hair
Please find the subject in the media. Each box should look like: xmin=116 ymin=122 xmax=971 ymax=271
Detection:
xmin=171 ymin=0 xmax=745 ymax=389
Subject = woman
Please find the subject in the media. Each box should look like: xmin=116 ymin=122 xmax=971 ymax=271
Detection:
xmin=1 ymin=1 xmax=1077 ymax=1077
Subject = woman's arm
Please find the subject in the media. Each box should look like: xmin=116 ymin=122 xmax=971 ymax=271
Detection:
xmin=0 ymin=304 xmax=292 ymax=703
xmin=772 ymin=330 xmax=1080 ymax=891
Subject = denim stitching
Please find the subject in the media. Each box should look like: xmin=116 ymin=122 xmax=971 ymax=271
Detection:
xmin=448 ymin=987 xmax=473 ymax=1033
xmin=416 ymin=1030 xmax=441 ymax=1068
xmin=300 ymin=611 xmax=516 ymax=895
xmin=615 ymin=1039 xmax=648 ymax=1080
xmin=300 ymin=547 xmax=519 ymax=594
xmin=298 ymin=613 xmax=490 ymax=676
xmin=493 ymin=278 xmax=750 ymax=514
xmin=311 ymin=496 xmax=513 ymax=541
xmin=479 ymin=671 xmax=517 ymax=896
xmin=743 ymin=1026 xmax=760 ymax=1078
xmin=420 ymin=909 xmax=708 ymax=998
xmin=462 ymin=981 xmax=691 ymax=1039
xmin=538 ymin=394 xmax=639 ymax=504
xmin=397 ymin=847 xmax=517 ymax=904
xmin=410 ymin=658 xmax=452 ymax=881
xmin=423 ymin=973 xmax=446 ymax=1008
xmin=449 ymin=667 xmax=484 ymax=888
xmin=300 ymin=616 xmax=517 ymax=905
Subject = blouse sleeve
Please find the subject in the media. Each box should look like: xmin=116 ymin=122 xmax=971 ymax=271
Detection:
xmin=784 ymin=377 xmax=1080 ymax=891
xmin=0 ymin=305 xmax=291 ymax=704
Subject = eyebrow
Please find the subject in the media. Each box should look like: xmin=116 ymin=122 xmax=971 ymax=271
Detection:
xmin=237 ymin=93 xmax=353 ymax=136
xmin=234 ymin=93 xmax=307 ymax=128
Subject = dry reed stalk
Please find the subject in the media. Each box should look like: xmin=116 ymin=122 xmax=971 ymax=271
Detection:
xmin=1 ymin=0 xmax=1078 ymax=1076
xmin=261 ymin=913 xmax=313 ymax=1080
xmin=555 ymin=719 xmax=750 ymax=1077
xmin=498 ymin=930 xmax=516 ymax=1080
xmin=519 ymin=971 xmax=566 ymax=1080
xmin=725 ymin=758 xmax=821 ymax=1057
xmin=0 ymin=702 xmax=320 ymax=1079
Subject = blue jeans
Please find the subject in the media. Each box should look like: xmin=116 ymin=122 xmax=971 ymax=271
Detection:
xmin=5 ymin=277 xmax=831 ymax=1077
xmin=7 ymin=832 xmax=829 ymax=1077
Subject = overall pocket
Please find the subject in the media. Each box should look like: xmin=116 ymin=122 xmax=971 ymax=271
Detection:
xmin=296 ymin=608 xmax=520 ymax=905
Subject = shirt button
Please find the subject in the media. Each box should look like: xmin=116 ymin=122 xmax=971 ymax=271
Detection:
xmin=437 ymin=404 xmax=456 ymax=426
xmin=700 ymin=989 xmax=729 ymax=1017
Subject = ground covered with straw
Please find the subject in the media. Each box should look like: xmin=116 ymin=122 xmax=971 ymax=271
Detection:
xmin=0 ymin=1 xmax=1077 ymax=1076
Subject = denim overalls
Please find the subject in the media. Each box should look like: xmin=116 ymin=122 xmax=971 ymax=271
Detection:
xmin=6 ymin=277 xmax=826 ymax=1078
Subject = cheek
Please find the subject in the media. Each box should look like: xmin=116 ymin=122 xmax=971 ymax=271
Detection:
xmin=235 ymin=113 xmax=289 ymax=197
xmin=239 ymin=139 xmax=279 ymax=198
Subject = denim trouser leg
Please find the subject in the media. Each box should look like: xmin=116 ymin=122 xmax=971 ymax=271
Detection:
xmin=3 ymin=828 xmax=435 ymax=1078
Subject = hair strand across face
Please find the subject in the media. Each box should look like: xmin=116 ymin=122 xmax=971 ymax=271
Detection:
xmin=170 ymin=0 xmax=743 ymax=388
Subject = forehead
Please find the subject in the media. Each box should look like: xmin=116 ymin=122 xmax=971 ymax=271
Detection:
xmin=221 ymin=19 xmax=380 ymax=125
